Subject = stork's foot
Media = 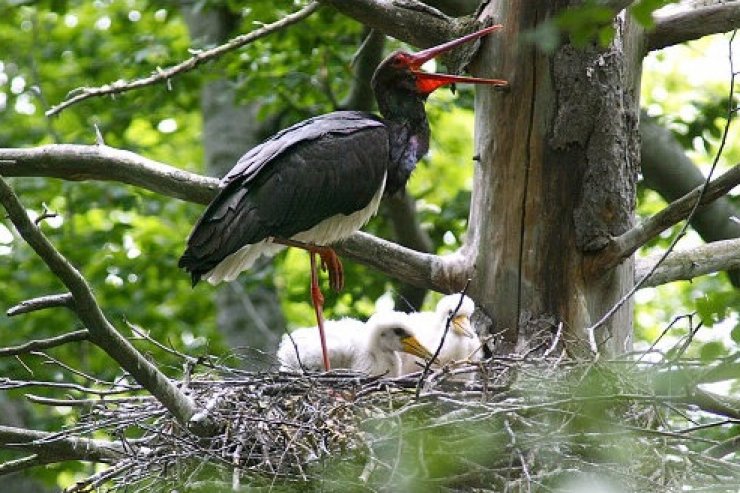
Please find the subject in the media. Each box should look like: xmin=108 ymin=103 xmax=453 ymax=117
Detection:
xmin=316 ymin=247 xmax=344 ymax=292
xmin=273 ymin=237 xmax=344 ymax=292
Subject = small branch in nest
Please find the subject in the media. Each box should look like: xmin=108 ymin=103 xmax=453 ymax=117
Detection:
xmin=7 ymin=292 xmax=75 ymax=317
xmin=415 ymin=281 xmax=471 ymax=400
xmin=25 ymin=394 xmax=154 ymax=407
xmin=0 ymin=377 xmax=137 ymax=395
xmin=0 ymin=330 xmax=88 ymax=357
xmin=0 ymin=454 xmax=46 ymax=475
xmin=705 ymin=435 xmax=740 ymax=459
xmin=45 ymin=2 xmax=321 ymax=116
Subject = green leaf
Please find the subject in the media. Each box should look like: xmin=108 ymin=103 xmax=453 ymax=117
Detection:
xmin=699 ymin=341 xmax=727 ymax=363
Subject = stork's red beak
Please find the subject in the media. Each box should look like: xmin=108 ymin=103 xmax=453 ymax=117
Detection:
xmin=408 ymin=25 xmax=508 ymax=94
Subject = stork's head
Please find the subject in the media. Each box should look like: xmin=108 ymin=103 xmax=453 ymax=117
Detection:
xmin=369 ymin=312 xmax=433 ymax=360
xmin=436 ymin=294 xmax=476 ymax=338
xmin=371 ymin=25 xmax=508 ymax=118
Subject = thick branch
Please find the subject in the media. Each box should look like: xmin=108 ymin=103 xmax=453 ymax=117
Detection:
xmin=334 ymin=232 xmax=468 ymax=293
xmin=636 ymin=238 xmax=740 ymax=288
xmin=46 ymin=2 xmax=320 ymax=116
xmin=0 ymin=424 xmax=126 ymax=464
xmin=647 ymin=3 xmax=740 ymax=52
xmin=0 ymin=144 xmax=218 ymax=204
xmin=0 ymin=330 xmax=89 ymax=357
xmin=596 ymin=164 xmax=740 ymax=272
xmin=0 ymin=178 xmax=200 ymax=427
xmin=318 ymin=0 xmax=459 ymax=48
xmin=6 ymin=292 xmax=75 ymax=316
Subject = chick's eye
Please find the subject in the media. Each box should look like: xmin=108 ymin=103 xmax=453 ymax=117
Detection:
xmin=393 ymin=327 xmax=405 ymax=337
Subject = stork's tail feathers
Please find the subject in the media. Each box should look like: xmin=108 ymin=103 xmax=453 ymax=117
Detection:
xmin=179 ymin=240 xmax=285 ymax=286
xmin=177 ymin=251 xmax=211 ymax=287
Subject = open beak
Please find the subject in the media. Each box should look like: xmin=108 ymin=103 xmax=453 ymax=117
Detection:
xmin=407 ymin=25 xmax=508 ymax=94
xmin=401 ymin=335 xmax=434 ymax=360
xmin=452 ymin=315 xmax=475 ymax=338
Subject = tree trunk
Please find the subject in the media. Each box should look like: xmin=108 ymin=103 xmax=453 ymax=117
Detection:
xmin=468 ymin=2 xmax=642 ymax=355
xmin=183 ymin=6 xmax=285 ymax=362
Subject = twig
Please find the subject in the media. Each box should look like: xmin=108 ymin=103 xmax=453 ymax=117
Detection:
xmin=415 ymin=281 xmax=471 ymax=399
xmin=586 ymin=30 xmax=739 ymax=349
xmin=6 ymin=292 xmax=75 ymax=316
xmin=705 ymin=435 xmax=740 ymax=459
xmin=0 ymin=454 xmax=43 ymax=475
xmin=24 ymin=394 xmax=154 ymax=407
xmin=46 ymin=2 xmax=321 ymax=116
xmin=0 ymin=330 xmax=88 ymax=357
xmin=0 ymin=377 xmax=137 ymax=395
xmin=0 ymin=424 xmax=126 ymax=463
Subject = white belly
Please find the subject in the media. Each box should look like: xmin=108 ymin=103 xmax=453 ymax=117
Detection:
xmin=204 ymin=172 xmax=387 ymax=284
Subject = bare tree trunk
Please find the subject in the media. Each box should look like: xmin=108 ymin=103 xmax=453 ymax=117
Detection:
xmin=183 ymin=6 xmax=284 ymax=362
xmin=468 ymin=2 xmax=641 ymax=354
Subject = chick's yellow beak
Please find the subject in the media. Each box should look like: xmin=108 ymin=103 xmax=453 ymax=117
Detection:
xmin=452 ymin=315 xmax=475 ymax=338
xmin=401 ymin=335 xmax=433 ymax=360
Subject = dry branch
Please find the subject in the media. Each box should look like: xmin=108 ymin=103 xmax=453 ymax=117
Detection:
xmin=647 ymin=2 xmax=740 ymax=52
xmin=0 ymin=424 xmax=127 ymax=463
xmin=635 ymin=238 xmax=740 ymax=287
xmin=46 ymin=2 xmax=320 ymax=116
xmin=6 ymin=292 xmax=75 ymax=316
xmin=0 ymin=330 xmax=89 ymax=357
xmin=318 ymin=0 xmax=458 ymax=49
xmin=597 ymin=164 xmax=740 ymax=272
xmin=0 ymin=177 xmax=200 ymax=427
xmin=0 ymin=144 xmax=218 ymax=204
xmin=334 ymin=232 xmax=470 ymax=293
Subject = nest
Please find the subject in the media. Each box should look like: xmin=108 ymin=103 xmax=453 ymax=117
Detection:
xmin=59 ymin=355 xmax=738 ymax=492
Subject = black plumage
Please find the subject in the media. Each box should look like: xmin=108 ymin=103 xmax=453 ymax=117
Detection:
xmin=179 ymin=25 xmax=507 ymax=287
xmin=179 ymin=112 xmax=390 ymax=284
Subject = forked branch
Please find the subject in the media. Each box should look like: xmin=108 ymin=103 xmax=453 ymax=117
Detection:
xmin=0 ymin=177 xmax=200 ymax=427
xmin=596 ymin=164 xmax=740 ymax=272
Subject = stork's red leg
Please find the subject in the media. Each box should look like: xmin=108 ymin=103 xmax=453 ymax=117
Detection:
xmin=310 ymin=252 xmax=331 ymax=371
xmin=273 ymin=237 xmax=344 ymax=291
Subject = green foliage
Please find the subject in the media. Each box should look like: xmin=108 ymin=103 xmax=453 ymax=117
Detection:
xmin=0 ymin=0 xmax=737 ymax=490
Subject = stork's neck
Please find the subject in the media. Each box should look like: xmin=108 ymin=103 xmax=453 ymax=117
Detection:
xmin=376 ymin=90 xmax=431 ymax=195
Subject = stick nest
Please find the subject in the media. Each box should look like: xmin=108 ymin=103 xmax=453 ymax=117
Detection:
xmin=57 ymin=355 xmax=739 ymax=492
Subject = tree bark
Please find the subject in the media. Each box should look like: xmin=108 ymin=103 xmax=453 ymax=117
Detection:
xmin=182 ymin=5 xmax=284 ymax=362
xmin=468 ymin=2 xmax=642 ymax=354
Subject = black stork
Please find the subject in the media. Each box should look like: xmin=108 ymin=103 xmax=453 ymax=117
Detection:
xmin=179 ymin=25 xmax=507 ymax=371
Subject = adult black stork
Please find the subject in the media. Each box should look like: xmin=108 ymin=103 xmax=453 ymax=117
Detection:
xmin=179 ymin=25 xmax=507 ymax=371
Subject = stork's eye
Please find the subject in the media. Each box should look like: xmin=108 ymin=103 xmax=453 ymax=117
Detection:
xmin=393 ymin=327 xmax=406 ymax=337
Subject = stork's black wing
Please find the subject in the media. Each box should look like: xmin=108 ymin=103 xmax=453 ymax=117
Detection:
xmin=179 ymin=111 xmax=390 ymax=283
